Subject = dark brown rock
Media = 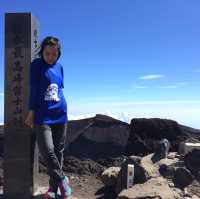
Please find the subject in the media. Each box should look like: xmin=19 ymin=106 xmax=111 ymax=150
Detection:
xmin=184 ymin=149 xmax=200 ymax=179
xmin=66 ymin=114 xmax=130 ymax=160
xmin=126 ymin=118 xmax=200 ymax=156
xmin=173 ymin=167 xmax=194 ymax=188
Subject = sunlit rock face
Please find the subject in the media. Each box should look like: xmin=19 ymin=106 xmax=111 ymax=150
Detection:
xmin=66 ymin=114 xmax=130 ymax=159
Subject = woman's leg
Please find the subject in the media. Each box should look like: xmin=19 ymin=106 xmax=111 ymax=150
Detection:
xmin=35 ymin=124 xmax=65 ymax=192
xmin=48 ymin=123 xmax=67 ymax=195
xmin=52 ymin=123 xmax=67 ymax=169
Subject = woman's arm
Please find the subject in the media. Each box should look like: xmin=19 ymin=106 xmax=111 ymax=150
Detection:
xmin=25 ymin=61 xmax=38 ymax=128
xmin=25 ymin=110 xmax=34 ymax=128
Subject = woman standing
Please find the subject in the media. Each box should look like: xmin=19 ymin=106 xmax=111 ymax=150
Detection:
xmin=25 ymin=36 xmax=72 ymax=199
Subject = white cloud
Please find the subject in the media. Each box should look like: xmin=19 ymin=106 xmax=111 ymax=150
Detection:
xmin=131 ymin=81 xmax=188 ymax=90
xmin=68 ymin=113 xmax=96 ymax=120
xmin=139 ymin=74 xmax=165 ymax=80
xmin=158 ymin=82 xmax=188 ymax=89
xmin=69 ymin=111 xmax=131 ymax=123
xmin=109 ymin=100 xmax=200 ymax=106
xmin=68 ymin=100 xmax=200 ymax=129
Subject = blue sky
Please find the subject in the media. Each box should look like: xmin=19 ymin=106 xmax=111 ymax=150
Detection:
xmin=0 ymin=0 xmax=200 ymax=128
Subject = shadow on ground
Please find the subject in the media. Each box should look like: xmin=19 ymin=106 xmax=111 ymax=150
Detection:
xmin=95 ymin=186 xmax=117 ymax=199
xmin=33 ymin=195 xmax=64 ymax=199
xmin=0 ymin=194 xmax=65 ymax=199
xmin=0 ymin=190 xmax=117 ymax=199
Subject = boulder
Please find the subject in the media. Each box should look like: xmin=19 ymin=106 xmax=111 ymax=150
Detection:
xmin=116 ymin=152 xmax=186 ymax=195
xmin=140 ymin=153 xmax=160 ymax=178
xmin=173 ymin=167 xmax=194 ymax=189
xmin=184 ymin=149 xmax=200 ymax=179
xmin=101 ymin=167 xmax=121 ymax=187
xmin=151 ymin=138 xmax=170 ymax=162
xmin=178 ymin=138 xmax=200 ymax=155
xmin=115 ymin=155 xmax=149 ymax=194
xmin=157 ymin=152 xmax=180 ymax=179
xmin=117 ymin=176 xmax=175 ymax=199
xmin=126 ymin=118 xmax=200 ymax=156
xmin=66 ymin=114 xmax=130 ymax=159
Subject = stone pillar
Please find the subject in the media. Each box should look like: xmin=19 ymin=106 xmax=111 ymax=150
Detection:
xmin=4 ymin=13 xmax=40 ymax=199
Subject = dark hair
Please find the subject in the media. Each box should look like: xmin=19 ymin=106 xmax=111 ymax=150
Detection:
xmin=38 ymin=36 xmax=61 ymax=61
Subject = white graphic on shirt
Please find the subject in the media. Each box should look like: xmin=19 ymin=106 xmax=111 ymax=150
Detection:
xmin=44 ymin=83 xmax=60 ymax=101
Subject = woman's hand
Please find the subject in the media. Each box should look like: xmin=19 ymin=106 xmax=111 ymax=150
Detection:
xmin=25 ymin=110 xmax=34 ymax=128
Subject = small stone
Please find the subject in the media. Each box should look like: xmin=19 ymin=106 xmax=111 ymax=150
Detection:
xmin=101 ymin=167 xmax=120 ymax=187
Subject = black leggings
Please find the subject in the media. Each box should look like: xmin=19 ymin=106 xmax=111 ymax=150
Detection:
xmin=35 ymin=123 xmax=67 ymax=191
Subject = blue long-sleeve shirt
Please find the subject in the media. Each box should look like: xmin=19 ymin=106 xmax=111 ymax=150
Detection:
xmin=28 ymin=58 xmax=68 ymax=124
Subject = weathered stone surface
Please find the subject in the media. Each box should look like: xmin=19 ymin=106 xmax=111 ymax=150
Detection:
xmin=140 ymin=153 xmax=160 ymax=178
xmin=67 ymin=114 xmax=130 ymax=159
xmin=115 ymin=155 xmax=149 ymax=194
xmin=173 ymin=167 xmax=194 ymax=188
xmin=152 ymin=138 xmax=170 ymax=162
xmin=128 ymin=155 xmax=142 ymax=164
xmin=187 ymin=180 xmax=200 ymax=198
xmin=101 ymin=167 xmax=121 ymax=187
xmin=184 ymin=149 xmax=200 ymax=179
xmin=157 ymin=152 xmax=180 ymax=179
xmin=116 ymin=152 xmax=183 ymax=195
xmin=126 ymin=118 xmax=200 ymax=156
xmin=117 ymin=176 xmax=175 ymax=199
xmin=180 ymin=142 xmax=200 ymax=156
xmin=4 ymin=13 xmax=39 ymax=199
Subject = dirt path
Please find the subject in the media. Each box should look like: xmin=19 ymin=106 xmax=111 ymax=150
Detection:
xmin=34 ymin=172 xmax=116 ymax=199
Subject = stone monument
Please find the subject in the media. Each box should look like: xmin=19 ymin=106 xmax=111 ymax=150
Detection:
xmin=4 ymin=13 xmax=40 ymax=199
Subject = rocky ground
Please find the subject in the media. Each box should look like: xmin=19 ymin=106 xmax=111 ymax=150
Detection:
xmin=1 ymin=152 xmax=200 ymax=199
xmin=0 ymin=116 xmax=200 ymax=198
xmin=0 ymin=155 xmax=121 ymax=199
xmin=33 ymin=172 xmax=107 ymax=199
xmin=35 ymin=155 xmax=123 ymax=199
